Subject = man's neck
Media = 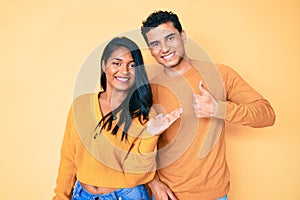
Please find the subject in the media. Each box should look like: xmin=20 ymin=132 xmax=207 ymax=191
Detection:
xmin=163 ymin=57 xmax=192 ymax=77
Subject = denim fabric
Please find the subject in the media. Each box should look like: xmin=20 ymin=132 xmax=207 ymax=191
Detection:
xmin=216 ymin=195 xmax=228 ymax=200
xmin=72 ymin=181 xmax=150 ymax=200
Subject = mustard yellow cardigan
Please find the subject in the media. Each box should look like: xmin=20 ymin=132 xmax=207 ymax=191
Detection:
xmin=53 ymin=93 xmax=158 ymax=200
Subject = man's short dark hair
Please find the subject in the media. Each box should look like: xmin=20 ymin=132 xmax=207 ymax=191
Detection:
xmin=141 ymin=10 xmax=183 ymax=44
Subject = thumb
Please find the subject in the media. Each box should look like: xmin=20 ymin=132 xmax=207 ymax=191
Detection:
xmin=199 ymin=80 xmax=209 ymax=95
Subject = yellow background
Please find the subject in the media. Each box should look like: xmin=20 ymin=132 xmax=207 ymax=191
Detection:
xmin=1 ymin=0 xmax=299 ymax=199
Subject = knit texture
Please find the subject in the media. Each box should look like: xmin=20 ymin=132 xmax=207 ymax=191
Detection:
xmin=53 ymin=93 xmax=158 ymax=200
xmin=150 ymin=61 xmax=275 ymax=200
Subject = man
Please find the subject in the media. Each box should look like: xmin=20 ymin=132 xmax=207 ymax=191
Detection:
xmin=141 ymin=11 xmax=275 ymax=200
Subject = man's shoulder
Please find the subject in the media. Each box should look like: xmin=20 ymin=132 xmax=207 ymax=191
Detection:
xmin=191 ymin=60 xmax=227 ymax=70
xmin=150 ymin=70 xmax=166 ymax=83
xmin=215 ymin=63 xmax=235 ymax=72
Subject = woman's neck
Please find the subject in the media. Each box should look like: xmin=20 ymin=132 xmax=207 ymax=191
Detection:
xmin=98 ymin=90 xmax=128 ymax=116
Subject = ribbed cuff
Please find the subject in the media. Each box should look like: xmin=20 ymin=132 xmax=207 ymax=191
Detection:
xmin=174 ymin=183 xmax=230 ymax=200
xmin=215 ymin=101 xmax=227 ymax=120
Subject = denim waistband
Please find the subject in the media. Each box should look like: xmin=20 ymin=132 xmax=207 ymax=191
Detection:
xmin=72 ymin=180 xmax=148 ymax=200
xmin=216 ymin=194 xmax=228 ymax=200
xmin=72 ymin=181 xmax=116 ymax=200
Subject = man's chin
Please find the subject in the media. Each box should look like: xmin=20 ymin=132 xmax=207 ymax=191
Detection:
xmin=160 ymin=60 xmax=179 ymax=68
xmin=166 ymin=63 xmax=183 ymax=69
xmin=160 ymin=56 xmax=184 ymax=68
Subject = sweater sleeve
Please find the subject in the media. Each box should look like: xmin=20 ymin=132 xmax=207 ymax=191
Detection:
xmin=121 ymin=112 xmax=159 ymax=186
xmin=215 ymin=65 xmax=276 ymax=128
xmin=53 ymin=107 xmax=77 ymax=200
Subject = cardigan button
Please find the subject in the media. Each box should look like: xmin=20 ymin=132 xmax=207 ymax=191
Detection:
xmin=93 ymin=132 xmax=98 ymax=139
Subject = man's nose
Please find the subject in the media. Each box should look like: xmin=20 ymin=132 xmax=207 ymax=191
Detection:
xmin=161 ymin=41 xmax=170 ymax=53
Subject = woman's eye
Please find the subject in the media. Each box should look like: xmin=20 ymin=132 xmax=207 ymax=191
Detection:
xmin=112 ymin=62 xmax=121 ymax=66
xmin=129 ymin=63 xmax=135 ymax=68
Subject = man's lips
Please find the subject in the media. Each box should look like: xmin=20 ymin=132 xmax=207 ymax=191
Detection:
xmin=115 ymin=76 xmax=130 ymax=82
xmin=161 ymin=52 xmax=176 ymax=61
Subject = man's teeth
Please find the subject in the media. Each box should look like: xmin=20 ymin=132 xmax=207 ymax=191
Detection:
xmin=163 ymin=53 xmax=175 ymax=60
xmin=116 ymin=77 xmax=129 ymax=81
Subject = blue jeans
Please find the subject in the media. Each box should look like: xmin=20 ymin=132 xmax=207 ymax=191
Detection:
xmin=216 ymin=195 xmax=228 ymax=200
xmin=72 ymin=181 xmax=150 ymax=200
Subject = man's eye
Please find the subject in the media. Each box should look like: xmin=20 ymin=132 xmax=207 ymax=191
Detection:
xmin=167 ymin=36 xmax=175 ymax=41
xmin=150 ymin=42 xmax=159 ymax=48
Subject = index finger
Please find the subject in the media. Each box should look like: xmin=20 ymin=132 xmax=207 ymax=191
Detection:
xmin=167 ymin=190 xmax=177 ymax=200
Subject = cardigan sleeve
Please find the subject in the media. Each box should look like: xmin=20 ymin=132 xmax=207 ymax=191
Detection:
xmin=215 ymin=65 xmax=276 ymax=128
xmin=121 ymin=110 xmax=159 ymax=186
xmin=53 ymin=107 xmax=77 ymax=200
xmin=122 ymin=131 xmax=158 ymax=187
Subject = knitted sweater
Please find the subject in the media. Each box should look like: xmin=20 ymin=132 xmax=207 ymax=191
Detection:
xmin=150 ymin=61 xmax=275 ymax=199
xmin=53 ymin=93 xmax=158 ymax=200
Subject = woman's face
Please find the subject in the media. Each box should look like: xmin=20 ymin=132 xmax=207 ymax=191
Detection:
xmin=102 ymin=46 xmax=136 ymax=92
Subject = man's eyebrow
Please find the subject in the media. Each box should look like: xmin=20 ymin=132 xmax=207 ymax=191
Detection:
xmin=148 ymin=33 xmax=177 ymax=46
xmin=149 ymin=40 xmax=158 ymax=46
xmin=165 ymin=33 xmax=176 ymax=38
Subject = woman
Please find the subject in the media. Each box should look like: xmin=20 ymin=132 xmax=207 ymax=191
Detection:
xmin=53 ymin=37 xmax=182 ymax=200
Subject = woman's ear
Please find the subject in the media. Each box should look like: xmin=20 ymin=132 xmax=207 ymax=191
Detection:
xmin=101 ymin=60 xmax=106 ymax=72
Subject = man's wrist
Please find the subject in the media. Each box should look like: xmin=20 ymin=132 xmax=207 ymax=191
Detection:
xmin=148 ymin=176 xmax=160 ymax=189
xmin=214 ymin=100 xmax=226 ymax=119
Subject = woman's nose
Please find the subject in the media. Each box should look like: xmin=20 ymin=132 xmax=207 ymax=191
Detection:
xmin=120 ymin=64 xmax=129 ymax=73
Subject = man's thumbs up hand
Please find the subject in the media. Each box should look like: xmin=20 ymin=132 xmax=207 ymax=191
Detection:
xmin=192 ymin=80 xmax=218 ymax=118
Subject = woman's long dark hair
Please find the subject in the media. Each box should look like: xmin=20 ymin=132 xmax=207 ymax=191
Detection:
xmin=97 ymin=37 xmax=152 ymax=141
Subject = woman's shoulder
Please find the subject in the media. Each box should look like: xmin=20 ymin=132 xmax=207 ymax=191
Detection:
xmin=72 ymin=92 xmax=98 ymax=106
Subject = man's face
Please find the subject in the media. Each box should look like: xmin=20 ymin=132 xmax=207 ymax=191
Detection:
xmin=145 ymin=22 xmax=186 ymax=68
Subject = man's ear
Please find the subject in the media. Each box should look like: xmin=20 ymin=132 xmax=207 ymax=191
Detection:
xmin=181 ymin=30 xmax=187 ymax=44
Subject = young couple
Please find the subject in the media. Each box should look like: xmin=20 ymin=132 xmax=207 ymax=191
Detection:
xmin=53 ymin=11 xmax=275 ymax=200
